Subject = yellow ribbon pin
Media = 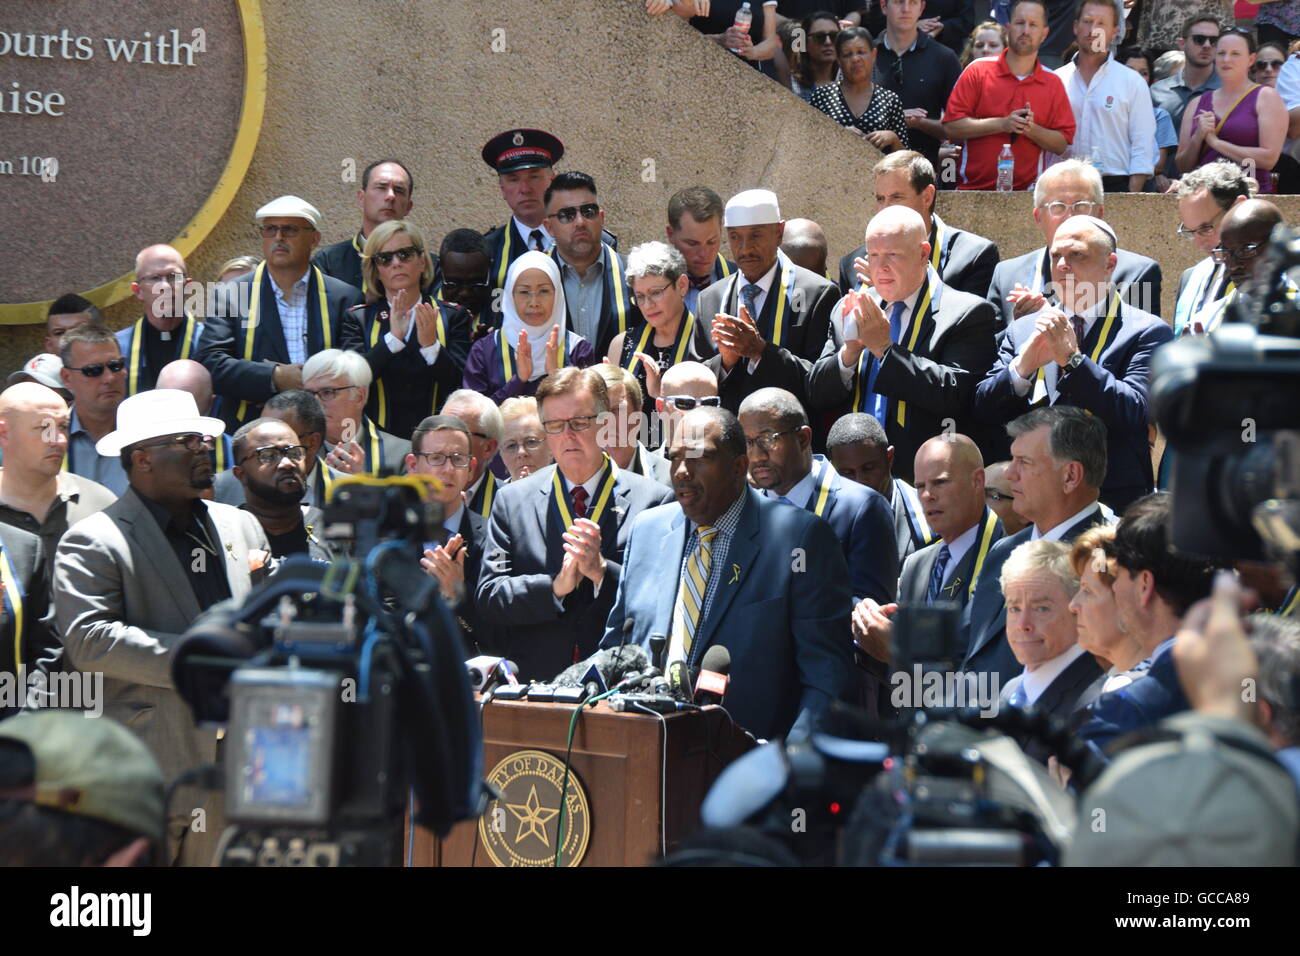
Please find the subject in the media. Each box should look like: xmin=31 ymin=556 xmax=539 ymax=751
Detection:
xmin=729 ymin=563 xmax=741 ymax=584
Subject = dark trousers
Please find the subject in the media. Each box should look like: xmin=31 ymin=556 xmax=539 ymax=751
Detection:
xmin=1101 ymin=174 xmax=1134 ymax=194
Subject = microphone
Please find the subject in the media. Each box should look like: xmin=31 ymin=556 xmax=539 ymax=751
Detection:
xmin=552 ymin=645 xmax=650 ymax=689
xmin=465 ymin=656 xmax=518 ymax=693
xmin=694 ymin=645 xmax=731 ymax=706
xmin=649 ymin=633 xmax=667 ymax=671
xmin=618 ymin=617 xmax=634 ymax=652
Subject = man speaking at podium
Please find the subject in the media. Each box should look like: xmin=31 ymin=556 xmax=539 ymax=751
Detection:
xmin=601 ymin=407 xmax=852 ymax=740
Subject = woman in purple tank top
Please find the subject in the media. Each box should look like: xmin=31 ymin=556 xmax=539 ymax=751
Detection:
xmin=1175 ymin=28 xmax=1287 ymax=193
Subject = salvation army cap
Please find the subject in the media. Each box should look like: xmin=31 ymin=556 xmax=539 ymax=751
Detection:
xmin=1067 ymin=712 xmax=1300 ymax=866
xmin=0 ymin=710 xmax=165 ymax=842
xmin=724 ymin=189 xmax=782 ymax=228
xmin=255 ymin=194 xmax=322 ymax=231
xmin=481 ymin=128 xmax=565 ymax=174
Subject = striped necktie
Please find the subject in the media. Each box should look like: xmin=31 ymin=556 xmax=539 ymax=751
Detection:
xmin=926 ymin=544 xmax=951 ymax=602
xmin=674 ymin=525 xmax=719 ymax=659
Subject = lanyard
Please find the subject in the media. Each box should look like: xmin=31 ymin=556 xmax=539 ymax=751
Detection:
xmin=1034 ymin=292 xmax=1121 ymax=395
xmin=715 ymin=254 xmax=732 ymax=280
xmin=964 ymin=509 xmax=1000 ymax=599
xmin=809 ymin=458 xmax=835 ymax=518
xmin=368 ymin=298 xmax=447 ymax=430
xmin=477 ymin=470 xmax=497 ymax=519
xmin=127 ymin=313 xmax=197 ymax=396
xmin=351 ymin=232 xmax=368 ymax=296
xmin=551 ymin=456 xmax=618 ymax=530
xmin=498 ymin=328 xmax=568 ymax=382
xmin=625 ymin=310 xmax=697 ymax=373
xmin=734 ymin=263 xmax=791 ymax=347
xmin=606 ymin=247 xmax=629 ymax=336
xmin=355 ymin=419 xmax=383 ymax=475
xmin=1 ymin=546 xmax=27 ymax=687
xmin=494 ymin=222 xmax=515 ymax=289
xmin=929 ymin=219 xmax=945 ymax=273
xmin=897 ymin=480 xmax=933 ymax=548
xmin=237 ymin=263 xmax=332 ymax=423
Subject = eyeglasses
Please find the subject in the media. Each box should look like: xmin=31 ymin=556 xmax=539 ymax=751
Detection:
xmin=1256 ymin=59 xmax=1285 ymax=71
xmin=503 ymin=437 xmax=545 ymax=454
xmin=665 ymin=395 xmax=721 ymax=411
xmin=631 ymin=283 xmax=676 ymax=307
xmin=745 ymin=428 xmax=797 ymax=453
xmin=441 ymin=276 xmax=491 ymax=291
xmin=257 ymin=224 xmax=313 ymax=238
xmin=469 ymin=430 xmax=493 ymax=442
xmin=540 ymin=414 xmax=598 ymax=434
xmin=1039 ymin=200 xmax=1099 ymax=217
xmin=1188 ymin=33 xmax=1219 ymax=46
xmin=550 ymin=203 xmax=600 ymax=224
xmin=1177 ymin=208 xmax=1227 ymax=240
xmin=985 ymin=488 xmax=1014 ymax=502
xmin=137 ymin=433 xmax=214 ymax=453
xmin=373 ymin=246 xmax=421 ymax=267
xmin=810 ymin=30 xmax=839 ymax=44
xmin=138 ymin=271 xmax=187 ymax=284
xmin=1211 ymin=242 xmax=1264 ymax=264
xmin=65 ymin=358 xmax=127 ymax=378
xmin=306 ymin=384 xmax=361 ymax=402
xmin=240 ymin=443 xmax=308 ymax=466
xmin=414 ymin=452 xmax=472 ymax=469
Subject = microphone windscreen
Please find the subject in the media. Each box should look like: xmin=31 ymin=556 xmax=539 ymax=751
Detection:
xmin=701 ymin=645 xmax=731 ymax=676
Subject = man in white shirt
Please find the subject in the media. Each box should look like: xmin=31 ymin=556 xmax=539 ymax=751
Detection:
xmin=1054 ymin=0 xmax=1156 ymax=192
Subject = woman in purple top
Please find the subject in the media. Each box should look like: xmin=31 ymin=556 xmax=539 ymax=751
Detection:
xmin=461 ymin=250 xmax=595 ymax=404
xmin=1176 ymin=28 xmax=1287 ymax=193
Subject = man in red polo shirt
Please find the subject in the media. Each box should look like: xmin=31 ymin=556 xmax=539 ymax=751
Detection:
xmin=942 ymin=0 xmax=1075 ymax=191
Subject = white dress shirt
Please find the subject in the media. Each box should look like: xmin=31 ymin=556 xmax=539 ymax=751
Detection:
xmin=762 ymin=467 xmax=817 ymax=509
xmin=937 ymin=520 xmax=981 ymax=588
xmin=383 ymin=299 xmax=441 ymax=364
xmin=1031 ymin=501 xmax=1101 ymax=541
xmin=1055 ymin=55 xmax=1157 ymax=177
xmin=1019 ymin=643 xmax=1088 ymax=705
xmin=1006 ymin=300 xmax=1103 ymax=403
xmin=837 ymin=282 xmax=924 ymax=385
xmin=514 ymin=216 xmax=554 ymax=253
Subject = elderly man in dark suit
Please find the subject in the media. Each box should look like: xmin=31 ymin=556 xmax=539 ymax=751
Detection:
xmin=962 ymin=407 xmax=1110 ymax=686
xmin=985 ymin=160 xmax=1161 ymax=329
xmin=997 ymin=539 xmax=1102 ymax=729
xmin=476 ymin=368 xmax=673 ymax=681
xmin=975 ymin=215 xmax=1173 ymax=512
xmin=53 ymin=389 xmax=271 ymax=865
xmin=600 ymin=407 xmax=853 ymax=741
xmin=198 ymin=195 xmax=364 ymax=431
xmin=808 ymin=205 xmax=998 ymax=482
xmin=838 ymin=151 xmax=999 ymax=300
xmin=700 ymin=189 xmax=838 ymax=414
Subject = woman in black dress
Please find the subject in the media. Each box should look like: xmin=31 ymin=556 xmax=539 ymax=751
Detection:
xmin=808 ymin=26 xmax=908 ymax=154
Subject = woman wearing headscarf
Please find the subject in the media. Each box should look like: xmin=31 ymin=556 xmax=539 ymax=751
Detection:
xmin=462 ymin=250 xmax=595 ymax=403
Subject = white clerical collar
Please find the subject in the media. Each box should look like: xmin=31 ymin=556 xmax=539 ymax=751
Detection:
xmin=1021 ymin=643 xmax=1087 ymax=704
xmin=1032 ymin=501 xmax=1100 ymax=541
xmin=943 ymin=518 xmax=982 ymax=569
xmin=513 ymin=216 xmax=553 ymax=250
xmin=765 ymin=466 xmax=817 ymax=510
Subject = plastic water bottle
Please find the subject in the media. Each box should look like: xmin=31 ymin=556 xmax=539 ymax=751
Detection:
xmin=996 ymin=144 xmax=1015 ymax=192
xmin=1090 ymin=145 xmax=1104 ymax=175
xmin=730 ymin=2 xmax=752 ymax=54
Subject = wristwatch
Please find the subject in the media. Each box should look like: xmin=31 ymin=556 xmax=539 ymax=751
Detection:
xmin=1063 ymin=351 xmax=1085 ymax=373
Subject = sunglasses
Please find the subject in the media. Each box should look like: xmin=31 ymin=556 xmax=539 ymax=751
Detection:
xmin=240 ymin=443 xmax=308 ymax=466
xmin=1256 ymin=59 xmax=1284 ymax=70
xmin=550 ymin=203 xmax=600 ymax=224
xmin=665 ymin=395 xmax=722 ymax=411
xmin=810 ymin=30 xmax=839 ymax=44
xmin=258 ymin=224 xmax=312 ymax=238
xmin=65 ymin=358 xmax=127 ymax=378
xmin=137 ymin=433 xmax=214 ymax=454
xmin=1188 ymin=33 xmax=1219 ymax=46
xmin=373 ymin=245 xmax=421 ymax=267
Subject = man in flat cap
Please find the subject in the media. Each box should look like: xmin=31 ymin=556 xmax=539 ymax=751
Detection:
xmin=700 ymin=188 xmax=838 ymax=418
xmin=481 ymin=129 xmax=616 ymax=299
xmin=198 ymin=195 xmax=365 ymax=431
xmin=313 ymin=158 xmax=423 ymax=298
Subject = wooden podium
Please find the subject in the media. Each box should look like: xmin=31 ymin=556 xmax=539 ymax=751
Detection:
xmin=409 ymin=699 xmax=754 ymax=867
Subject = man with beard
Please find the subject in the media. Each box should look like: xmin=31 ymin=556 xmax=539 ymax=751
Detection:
xmin=229 ymin=417 xmax=332 ymax=561
xmin=53 ymin=389 xmax=270 ymax=865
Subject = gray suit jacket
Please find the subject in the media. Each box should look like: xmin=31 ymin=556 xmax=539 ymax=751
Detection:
xmin=53 ymin=488 xmax=271 ymax=783
xmin=898 ymin=508 xmax=1004 ymax=608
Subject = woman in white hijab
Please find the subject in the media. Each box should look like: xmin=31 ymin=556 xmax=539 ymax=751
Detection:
xmin=462 ymin=250 xmax=596 ymax=403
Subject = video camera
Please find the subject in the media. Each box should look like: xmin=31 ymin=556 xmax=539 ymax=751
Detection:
xmin=1152 ymin=221 xmax=1300 ymax=569
xmin=171 ymin=475 xmax=485 ymax=866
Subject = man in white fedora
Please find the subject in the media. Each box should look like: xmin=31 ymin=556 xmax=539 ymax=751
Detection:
xmin=699 ymin=188 xmax=838 ymax=418
xmin=53 ymin=389 xmax=271 ymax=866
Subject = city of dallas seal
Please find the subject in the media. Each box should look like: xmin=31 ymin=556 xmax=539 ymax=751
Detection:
xmin=480 ymin=749 xmax=591 ymax=867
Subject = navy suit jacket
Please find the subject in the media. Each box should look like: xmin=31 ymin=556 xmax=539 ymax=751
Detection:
xmin=974 ymin=299 xmax=1174 ymax=508
xmin=701 ymin=254 xmax=838 ymax=414
xmin=1076 ymin=638 xmax=1191 ymax=756
xmin=781 ymin=456 xmax=897 ymax=605
xmin=0 ymin=525 xmax=57 ymax=719
xmin=985 ymin=247 xmax=1162 ymax=330
xmin=600 ymin=487 xmax=853 ymax=741
xmin=475 ymin=463 xmax=673 ymax=682
xmin=961 ymin=506 xmax=1108 ymax=685
xmin=838 ymin=216 xmax=999 ymax=301
xmin=807 ymin=276 xmax=998 ymax=482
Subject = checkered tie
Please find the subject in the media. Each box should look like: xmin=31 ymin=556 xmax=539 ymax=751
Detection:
xmin=674 ymin=525 xmax=718 ymax=659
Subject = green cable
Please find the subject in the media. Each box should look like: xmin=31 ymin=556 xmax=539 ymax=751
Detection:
xmin=554 ymin=687 xmax=620 ymax=867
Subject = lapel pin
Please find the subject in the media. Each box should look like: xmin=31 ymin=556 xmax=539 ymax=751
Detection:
xmin=729 ymin=563 xmax=741 ymax=584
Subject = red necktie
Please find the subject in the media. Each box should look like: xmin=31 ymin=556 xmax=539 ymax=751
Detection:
xmin=571 ymin=485 xmax=589 ymax=519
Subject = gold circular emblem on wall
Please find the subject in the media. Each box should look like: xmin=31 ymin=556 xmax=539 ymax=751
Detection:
xmin=479 ymin=749 xmax=590 ymax=867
